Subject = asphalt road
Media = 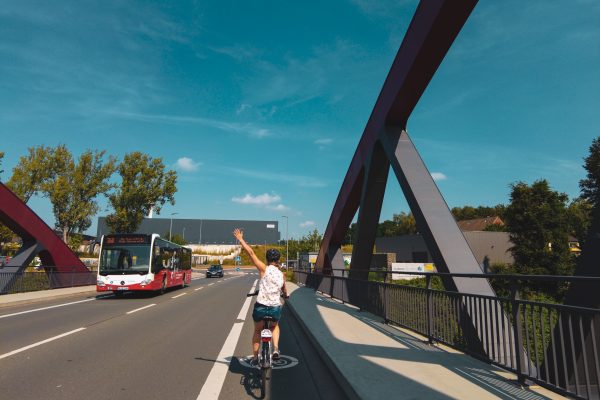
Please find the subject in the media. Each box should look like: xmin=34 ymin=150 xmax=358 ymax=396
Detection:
xmin=0 ymin=271 xmax=346 ymax=400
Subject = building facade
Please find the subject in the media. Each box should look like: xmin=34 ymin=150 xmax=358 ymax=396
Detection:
xmin=375 ymin=231 xmax=514 ymax=267
xmin=96 ymin=217 xmax=280 ymax=245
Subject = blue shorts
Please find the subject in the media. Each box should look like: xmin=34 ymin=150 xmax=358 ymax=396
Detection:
xmin=252 ymin=302 xmax=282 ymax=322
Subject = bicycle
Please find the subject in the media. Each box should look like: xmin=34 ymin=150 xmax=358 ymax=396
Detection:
xmin=247 ymin=291 xmax=286 ymax=399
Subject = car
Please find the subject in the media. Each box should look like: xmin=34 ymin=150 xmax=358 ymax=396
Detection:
xmin=206 ymin=264 xmax=224 ymax=278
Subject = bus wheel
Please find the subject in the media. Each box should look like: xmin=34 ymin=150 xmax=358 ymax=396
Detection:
xmin=160 ymin=278 xmax=166 ymax=295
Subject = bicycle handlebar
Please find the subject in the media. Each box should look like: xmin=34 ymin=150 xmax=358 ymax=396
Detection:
xmin=247 ymin=290 xmax=289 ymax=299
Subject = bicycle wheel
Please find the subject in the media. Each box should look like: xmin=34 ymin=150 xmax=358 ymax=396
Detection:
xmin=260 ymin=368 xmax=267 ymax=399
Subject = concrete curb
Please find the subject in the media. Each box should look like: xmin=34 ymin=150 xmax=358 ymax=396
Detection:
xmin=285 ymin=283 xmax=361 ymax=400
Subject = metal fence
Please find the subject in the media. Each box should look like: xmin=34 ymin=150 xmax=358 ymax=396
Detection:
xmin=294 ymin=269 xmax=600 ymax=400
xmin=0 ymin=268 xmax=96 ymax=295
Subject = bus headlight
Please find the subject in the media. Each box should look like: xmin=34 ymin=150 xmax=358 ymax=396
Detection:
xmin=97 ymin=279 xmax=106 ymax=286
xmin=141 ymin=278 xmax=152 ymax=285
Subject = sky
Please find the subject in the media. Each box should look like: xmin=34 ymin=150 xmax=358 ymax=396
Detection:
xmin=1 ymin=0 xmax=599 ymax=240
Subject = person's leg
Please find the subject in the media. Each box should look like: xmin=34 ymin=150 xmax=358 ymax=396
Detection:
xmin=272 ymin=323 xmax=280 ymax=351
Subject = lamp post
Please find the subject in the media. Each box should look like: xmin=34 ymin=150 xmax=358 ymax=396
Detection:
xmin=169 ymin=212 xmax=178 ymax=241
xmin=281 ymin=215 xmax=288 ymax=268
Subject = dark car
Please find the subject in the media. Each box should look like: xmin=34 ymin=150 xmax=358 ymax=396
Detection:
xmin=206 ymin=264 xmax=224 ymax=278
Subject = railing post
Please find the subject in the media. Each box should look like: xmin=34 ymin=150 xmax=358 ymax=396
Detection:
xmin=510 ymin=280 xmax=526 ymax=385
xmin=426 ymin=274 xmax=433 ymax=344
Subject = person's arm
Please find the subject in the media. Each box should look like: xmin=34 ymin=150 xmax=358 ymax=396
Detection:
xmin=281 ymin=280 xmax=289 ymax=298
xmin=233 ymin=228 xmax=266 ymax=274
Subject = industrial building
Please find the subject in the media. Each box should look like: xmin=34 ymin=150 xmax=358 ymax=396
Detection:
xmin=96 ymin=217 xmax=280 ymax=245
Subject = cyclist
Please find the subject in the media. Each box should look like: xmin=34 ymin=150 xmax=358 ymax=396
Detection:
xmin=233 ymin=228 xmax=288 ymax=363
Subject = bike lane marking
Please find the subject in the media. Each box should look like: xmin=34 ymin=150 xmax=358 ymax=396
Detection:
xmin=196 ymin=279 xmax=258 ymax=400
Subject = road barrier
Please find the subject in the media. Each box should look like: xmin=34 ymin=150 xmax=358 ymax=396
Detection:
xmin=294 ymin=269 xmax=600 ymax=399
xmin=0 ymin=268 xmax=96 ymax=295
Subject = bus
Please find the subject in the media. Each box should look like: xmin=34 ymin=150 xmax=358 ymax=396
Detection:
xmin=96 ymin=233 xmax=192 ymax=295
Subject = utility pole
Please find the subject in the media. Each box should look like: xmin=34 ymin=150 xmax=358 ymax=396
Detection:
xmin=281 ymin=216 xmax=289 ymax=267
xmin=169 ymin=212 xmax=178 ymax=241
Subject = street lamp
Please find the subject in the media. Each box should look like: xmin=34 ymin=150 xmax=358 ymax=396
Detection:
xmin=281 ymin=215 xmax=288 ymax=268
xmin=169 ymin=212 xmax=178 ymax=241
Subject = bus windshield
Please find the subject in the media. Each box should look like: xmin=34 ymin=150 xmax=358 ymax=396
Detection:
xmin=99 ymin=244 xmax=151 ymax=275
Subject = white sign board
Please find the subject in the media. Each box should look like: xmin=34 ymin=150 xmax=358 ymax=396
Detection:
xmin=266 ymin=224 xmax=275 ymax=228
xmin=391 ymin=263 xmax=435 ymax=280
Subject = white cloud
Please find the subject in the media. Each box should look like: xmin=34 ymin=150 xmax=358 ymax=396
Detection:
xmin=236 ymin=103 xmax=251 ymax=115
xmin=268 ymin=204 xmax=290 ymax=212
xmin=225 ymin=167 xmax=326 ymax=188
xmin=175 ymin=157 xmax=201 ymax=172
xmin=300 ymin=220 xmax=315 ymax=228
xmin=314 ymin=138 xmax=333 ymax=145
xmin=232 ymin=193 xmax=281 ymax=205
xmin=431 ymin=172 xmax=447 ymax=181
xmin=109 ymin=111 xmax=271 ymax=139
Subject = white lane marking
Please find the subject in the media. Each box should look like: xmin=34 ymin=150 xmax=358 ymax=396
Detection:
xmin=0 ymin=298 xmax=96 ymax=319
xmin=208 ymin=283 xmax=214 ymax=286
xmin=196 ymin=280 xmax=257 ymax=400
xmin=236 ymin=279 xmax=258 ymax=321
xmin=0 ymin=328 xmax=86 ymax=360
xmin=217 ymin=280 xmax=222 ymax=283
xmin=196 ymin=322 xmax=244 ymax=400
xmin=172 ymin=293 xmax=187 ymax=299
xmin=126 ymin=304 xmax=156 ymax=314
xmin=194 ymin=287 xmax=204 ymax=291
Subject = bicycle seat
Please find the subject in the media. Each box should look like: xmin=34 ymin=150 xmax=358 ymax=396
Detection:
xmin=262 ymin=316 xmax=275 ymax=321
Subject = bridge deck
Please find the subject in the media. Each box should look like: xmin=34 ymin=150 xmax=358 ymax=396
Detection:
xmin=286 ymin=282 xmax=564 ymax=400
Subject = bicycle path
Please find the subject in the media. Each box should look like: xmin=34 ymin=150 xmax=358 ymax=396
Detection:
xmin=285 ymin=282 xmax=565 ymax=400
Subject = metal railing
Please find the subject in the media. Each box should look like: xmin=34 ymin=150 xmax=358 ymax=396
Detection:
xmin=293 ymin=268 xmax=600 ymax=399
xmin=0 ymin=268 xmax=96 ymax=295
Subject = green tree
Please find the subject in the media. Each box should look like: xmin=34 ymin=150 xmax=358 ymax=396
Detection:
xmin=376 ymin=212 xmax=418 ymax=237
xmin=451 ymin=204 xmax=506 ymax=221
xmin=580 ymin=136 xmax=600 ymax=208
xmin=504 ymin=180 xmax=574 ymax=296
xmin=169 ymin=234 xmax=187 ymax=245
xmin=42 ymin=149 xmax=116 ymax=243
xmin=106 ymin=152 xmax=177 ymax=233
xmin=6 ymin=145 xmax=61 ymax=202
xmin=567 ymin=197 xmax=592 ymax=246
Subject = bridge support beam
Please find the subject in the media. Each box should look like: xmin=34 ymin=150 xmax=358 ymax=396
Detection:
xmin=0 ymin=182 xmax=86 ymax=294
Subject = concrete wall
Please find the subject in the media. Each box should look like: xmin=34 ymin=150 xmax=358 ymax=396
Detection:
xmin=375 ymin=231 xmax=513 ymax=266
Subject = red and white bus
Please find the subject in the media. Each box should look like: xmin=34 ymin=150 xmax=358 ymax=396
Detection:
xmin=97 ymin=234 xmax=192 ymax=295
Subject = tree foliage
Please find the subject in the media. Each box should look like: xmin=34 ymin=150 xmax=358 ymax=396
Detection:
xmin=580 ymin=136 xmax=600 ymax=209
xmin=0 ymin=151 xmax=4 ymax=178
xmin=106 ymin=152 xmax=177 ymax=233
xmin=504 ymin=180 xmax=574 ymax=295
xmin=42 ymin=148 xmax=115 ymax=242
xmin=287 ymin=229 xmax=323 ymax=255
xmin=451 ymin=204 xmax=506 ymax=221
xmin=6 ymin=145 xmax=62 ymax=202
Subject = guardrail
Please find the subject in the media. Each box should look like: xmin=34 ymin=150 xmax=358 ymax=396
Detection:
xmin=293 ymin=268 xmax=600 ymax=399
xmin=0 ymin=268 xmax=97 ymax=295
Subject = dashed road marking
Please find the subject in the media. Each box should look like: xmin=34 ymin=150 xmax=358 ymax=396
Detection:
xmin=126 ymin=304 xmax=156 ymax=314
xmin=0 ymin=328 xmax=86 ymax=360
xmin=172 ymin=292 xmax=187 ymax=299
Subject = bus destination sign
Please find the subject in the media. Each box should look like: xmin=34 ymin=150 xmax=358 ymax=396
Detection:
xmin=105 ymin=235 xmax=151 ymax=245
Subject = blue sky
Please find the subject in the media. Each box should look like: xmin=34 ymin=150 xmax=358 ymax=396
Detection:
xmin=1 ymin=0 xmax=599 ymax=239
